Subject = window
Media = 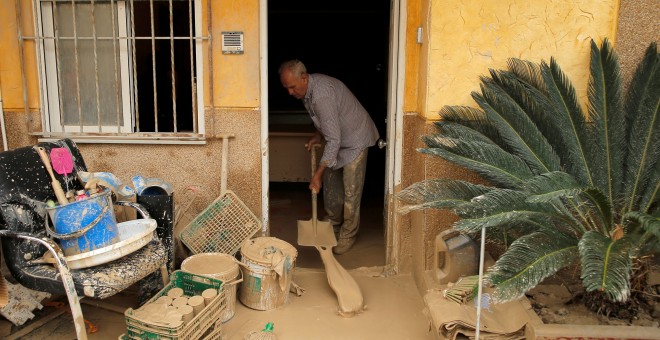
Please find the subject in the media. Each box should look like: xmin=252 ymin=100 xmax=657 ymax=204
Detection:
xmin=33 ymin=0 xmax=206 ymax=141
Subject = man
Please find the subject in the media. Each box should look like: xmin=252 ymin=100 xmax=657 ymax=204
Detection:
xmin=279 ymin=59 xmax=379 ymax=255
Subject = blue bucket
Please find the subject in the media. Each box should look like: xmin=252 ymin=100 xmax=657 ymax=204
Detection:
xmin=46 ymin=189 xmax=120 ymax=256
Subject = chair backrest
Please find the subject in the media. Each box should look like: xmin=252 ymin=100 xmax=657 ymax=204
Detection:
xmin=0 ymin=139 xmax=87 ymax=275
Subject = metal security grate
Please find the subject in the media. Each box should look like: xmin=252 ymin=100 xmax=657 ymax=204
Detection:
xmin=18 ymin=0 xmax=211 ymax=141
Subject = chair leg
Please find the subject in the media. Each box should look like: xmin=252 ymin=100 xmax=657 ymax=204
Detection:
xmin=48 ymin=246 xmax=87 ymax=340
xmin=0 ymin=231 xmax=87 ymax=340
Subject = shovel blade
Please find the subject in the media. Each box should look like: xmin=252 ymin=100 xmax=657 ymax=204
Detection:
xmin=297 ymin=219 xmax=337 ymax=247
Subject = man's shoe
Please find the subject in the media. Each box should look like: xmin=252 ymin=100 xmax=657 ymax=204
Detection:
xmin=333 ymin=237 xmax=356 ymax=255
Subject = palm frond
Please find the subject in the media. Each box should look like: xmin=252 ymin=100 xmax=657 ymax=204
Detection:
xmin=507 ymin=58 xmax=546 ymax=92
xmin=453 ymin=189 xmax=567 ymax=233
xmin=473 ymin=80 xmax=561 ymax=174
xmin=490 ymin=69 xmax=565 ymax=162
xmin=438 ymin=105 xmax=501 ymax=143
xmin=488 ymin=69 xmax=545 ymax=117
xmin=486 ymin=230 xmax=579 ymax=303
xmin=541 ymin=59 xmax=594 ymax=187
xmin=432 ymin=121 xmax=496 ymax=145
xmin=523 ymin=171 xmax=582 ymax=203
xmin=587 ymin=39 xmax=626 ymax=206
xmin=624 ymin=211 xmax=660 ymax=240
xmin=640 ymin=166 xmax=660 ymax=213
xmin=419 ymin=139 xmax=534 ymax=188
xmin=421 ymin=134 xmax=493 ymax=150
xmin=579 ymin=231 xmax=633 ymax=302
xmin=454 ymin=211 xmax=556 ymax=234
xmin=623 ymin=42 xmax=660 ymax=215
xmin=523 ymin=171 xmax=613 ymax=231
xmin=396 ymin=179 xmax=492 ymax=214
xmin=623 ymin=211 xmax=660 ymax=255
xmin=492 ymin=218 xmax=555 ymax=242
xmin=581 ymin=188 xmax=614 ymax=232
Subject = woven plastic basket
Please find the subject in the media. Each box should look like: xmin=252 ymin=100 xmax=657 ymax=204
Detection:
xmin=180 ymin=190 xmax=261 ymax=255
xmin=120 ymin=325 xmax=222 ymax=340
xmin=120 ymin=326 xmax=222 ymax=340
xmin=124 ymin=271 xmax=226 ymax=340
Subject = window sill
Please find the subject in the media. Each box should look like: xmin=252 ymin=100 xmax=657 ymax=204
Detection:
xmin=34 ymin=133 xmax=207 ymax=145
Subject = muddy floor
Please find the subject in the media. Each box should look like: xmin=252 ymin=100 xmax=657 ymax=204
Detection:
xmin=3 ymin=268 xmax=434 ymax=339
xmin=2 ymin=183 xmax=433 ymax=339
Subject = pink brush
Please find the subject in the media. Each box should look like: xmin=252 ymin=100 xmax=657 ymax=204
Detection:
xmin=50 ymin=148 xmax=74 ymax=176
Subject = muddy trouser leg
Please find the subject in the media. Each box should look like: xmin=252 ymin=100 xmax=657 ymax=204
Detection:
xmin=328 ymin=149 xmax=368 ymax=240
xmin=322 ymin=165 xmax=344 ymax=228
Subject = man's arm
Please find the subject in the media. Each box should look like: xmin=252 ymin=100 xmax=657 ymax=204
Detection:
xmin=305 ymin=130 xmax=323 ymax=151
xmin=307 ymin=131 xmax=325 ymax=192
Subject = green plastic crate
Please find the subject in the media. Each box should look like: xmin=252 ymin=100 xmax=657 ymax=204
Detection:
xmin=124 ymin=271 xmax=226 ymax=340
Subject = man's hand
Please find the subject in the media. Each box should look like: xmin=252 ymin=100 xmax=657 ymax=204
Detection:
xmin=309 ymin=175 xmax=322 ymax=194
xmin=309 ymin=164 xmax=326 ymax=194
xmin=305 ymin=131 xmax=323 ymax=151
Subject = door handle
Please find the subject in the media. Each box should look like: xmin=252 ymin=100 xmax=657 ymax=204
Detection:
xmin=377 ymin=139 xmax=387 ymax=149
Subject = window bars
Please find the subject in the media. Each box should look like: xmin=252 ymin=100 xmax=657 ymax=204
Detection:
xmin=19 ymin=0 xmax=210 ymax=141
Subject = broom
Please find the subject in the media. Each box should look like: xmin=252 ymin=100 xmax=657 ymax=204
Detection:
xmin=443 ymin=275 xmax=480 ymax=304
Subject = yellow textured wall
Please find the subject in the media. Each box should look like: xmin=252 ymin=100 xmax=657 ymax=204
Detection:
xmin=423 ymin=0 xmax=619 ymax=118
xmin=211 ymin=0 xmax=260 ymax=108
xmin=403 ymin=0 xmax=423 ymax=113
xmin=0 ymin=0 xmax=39 ymax=110
xmin=415 ymin=0 xmax=433 ymax=116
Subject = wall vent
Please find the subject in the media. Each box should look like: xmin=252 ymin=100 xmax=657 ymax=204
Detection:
xmin=221 ymin=31 xmax=244 ymax=55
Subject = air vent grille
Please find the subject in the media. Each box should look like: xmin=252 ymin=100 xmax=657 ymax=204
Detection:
xmin=221 ymin=31 xmax=244 ymax=55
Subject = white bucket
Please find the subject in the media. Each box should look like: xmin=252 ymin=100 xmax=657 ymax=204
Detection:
xmin=239 ymin=237 xmax=297 ymax=311
xmin=180 ymin=253 xmax=241 ymax=322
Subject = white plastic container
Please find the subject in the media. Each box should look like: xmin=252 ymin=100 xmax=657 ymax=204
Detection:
xmin=181 ymin=253 xmax=241 ymax=322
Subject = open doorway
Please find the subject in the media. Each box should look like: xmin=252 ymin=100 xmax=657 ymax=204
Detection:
xmin=267 ymin=1 xmax=391 ymax=269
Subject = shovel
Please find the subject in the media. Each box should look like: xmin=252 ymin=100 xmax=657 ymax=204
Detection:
xmin=297 ymin=145 xmax=337 ymax=247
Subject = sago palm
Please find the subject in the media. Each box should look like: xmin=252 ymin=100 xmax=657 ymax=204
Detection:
xmin=398 ymin=39 xmax=659 ymax=306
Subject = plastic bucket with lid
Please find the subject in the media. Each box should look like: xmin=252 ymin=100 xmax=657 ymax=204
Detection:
xmin=180 ymin=253 xmax=241 ymax=322
xmin=239 ymin=237 xmax=297 ymax=311
xmin=46 ymin=188 xmax=119 ymax=256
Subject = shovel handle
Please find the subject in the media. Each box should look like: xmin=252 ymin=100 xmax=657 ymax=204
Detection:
xmin=310 ymin=144 xmax=320 ymax=178
xmin=36 ymin=147 xmax=57 ymax=182
xmin=310 ymin=145 xmax=320 ymax=231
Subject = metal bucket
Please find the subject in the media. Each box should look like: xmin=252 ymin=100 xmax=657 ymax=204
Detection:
xmin=181 ymin=253 xmax=241 ymax=322
xmin=239 ymin=237 xmax=297 ymax=311
xmin=46 ymin=189 xmax=119 ymax=256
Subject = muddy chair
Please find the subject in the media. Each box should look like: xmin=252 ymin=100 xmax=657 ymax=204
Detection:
xmin=0 ymin=139 xmax=169 ymax=339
